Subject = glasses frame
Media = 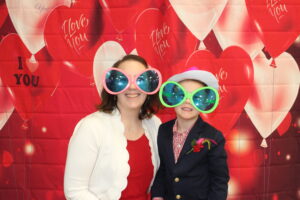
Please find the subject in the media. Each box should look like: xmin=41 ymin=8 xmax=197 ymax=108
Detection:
xmin=102 ymin=67 xmax=162 ymax=95
xmin=159 ymin=81 xmax=220 ymax=113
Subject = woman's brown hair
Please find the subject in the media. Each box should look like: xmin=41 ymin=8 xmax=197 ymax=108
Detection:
xmin=97 ymin=54 xmax=161 ymax=119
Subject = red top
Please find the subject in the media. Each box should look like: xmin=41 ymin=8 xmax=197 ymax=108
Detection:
xmin=120 ymin=134 xmax=154 ymax=200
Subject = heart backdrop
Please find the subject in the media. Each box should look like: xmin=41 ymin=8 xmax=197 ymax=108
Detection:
xmin=0 ymin=0 xmax=8 ymax=29
xmin=44 ymin=0 xmax=102 ymax=77
xmin=277 ymin=111 xmax=292 ymax=136
xmin=169 ymin=0 xmax=227 ymax=41
xmin=135 ymin=7 xmax=198 ymax=80
xmin=99 ymin=0 xmax=151 ymax=33
xmin=0 ymin=78 xmax=14 ymax=130
xmin=0 ymin=34 xmax=61 ymax=121
xmin=245 ymin=0 xmax=300 ymax=59
xmin=245 ymin=52 xmax=300 ymax=147
xmin=213 ymin=0 xmax=264 ymax=59
xmin=185 ymin=47 xmax=254 ymax=135
xmin=93 ymin=41 xmax=126 ymax=97
xmin=6 ymin=0 xmax=71 ymax=54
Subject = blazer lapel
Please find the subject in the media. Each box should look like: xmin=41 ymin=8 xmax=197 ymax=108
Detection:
xmin=176 ymin=117 xmax=205 ymax=163
xmin=164 ymin=120 xmax=176 ymax=166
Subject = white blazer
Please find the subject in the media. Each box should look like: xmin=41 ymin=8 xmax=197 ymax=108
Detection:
xmin=64 ymin=109 xmax=161 ymax=200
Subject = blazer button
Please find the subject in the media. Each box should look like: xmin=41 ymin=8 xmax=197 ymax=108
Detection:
xmin=176 ymin=194 xmax=181 ymax=199
xmin=174 ymin=177 xmax=180 ymax=182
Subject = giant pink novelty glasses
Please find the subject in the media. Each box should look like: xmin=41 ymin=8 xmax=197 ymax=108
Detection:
xmin=102 ymin=67 xmax=162 ymax=95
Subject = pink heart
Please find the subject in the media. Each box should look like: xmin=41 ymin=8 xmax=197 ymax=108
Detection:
xmin=170 ymin=0 xmax=227 ymax=41
xmin=245 ymin=52 xmax=300 ymax=147
xmin=0 ymin=78 xmax=14 ymax=130
xmin=6 ymin=0 xmax=71 ymax=54
xmin=213 ymin=0 xmax=264 ymax=59
xmin=93 ymin=41 xmax=127 ymax=97
xmin=25 ymin=55 xmax=39 ymax=73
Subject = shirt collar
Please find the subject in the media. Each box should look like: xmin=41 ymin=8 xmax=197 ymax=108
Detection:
xmin=173 ymin=119 xmax=194 ymax=136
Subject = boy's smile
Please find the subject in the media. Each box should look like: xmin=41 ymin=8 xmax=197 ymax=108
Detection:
xmin=181 ymin=106 xmax=193 ymax=112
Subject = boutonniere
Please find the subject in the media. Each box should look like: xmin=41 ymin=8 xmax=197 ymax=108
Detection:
xmin=186 ymin=138 xmax=217 ymax=154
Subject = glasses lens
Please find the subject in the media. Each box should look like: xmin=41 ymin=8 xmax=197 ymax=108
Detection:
xmin=105 ymin=69 xmax=128 ymax=93
xmin=136 ymin=70 xmax=160 ymax=93
xmin=193 ymin=88 xmax=217 ymax=112
xmin=161 ymin=82 xmax=185 ymax=106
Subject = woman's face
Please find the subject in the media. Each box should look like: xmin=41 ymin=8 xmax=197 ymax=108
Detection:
xmin=116 ymin=60 xmax=147 ymax=111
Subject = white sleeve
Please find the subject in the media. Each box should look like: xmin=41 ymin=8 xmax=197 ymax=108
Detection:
xmin=64 ymin=117 xmax=101 ymax=200
xmin=153 ymin=115 xmax=162 ymax=130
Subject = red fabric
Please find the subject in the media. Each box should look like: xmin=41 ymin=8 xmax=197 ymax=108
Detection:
xmin=120 ymin=134 xmax=154 ymax=200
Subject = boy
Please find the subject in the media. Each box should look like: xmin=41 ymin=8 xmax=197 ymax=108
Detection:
xmin=151 ymin=70 xmax=229 ymax=200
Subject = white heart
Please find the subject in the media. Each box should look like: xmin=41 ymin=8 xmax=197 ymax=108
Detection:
xmin=170 ymin=0 xmax=227 ymax=41
xmin=0 ymin=78 xmax=14 ymax=130
xmin=213 ymin=0 xmax=264 ymax=59
xmin=6 ymin=0 xmax=71 ymax=54
xmin=93 ymin=41 xmax=126 ymax=97
xmin=245 ymin=52 xmax=300 ymax=147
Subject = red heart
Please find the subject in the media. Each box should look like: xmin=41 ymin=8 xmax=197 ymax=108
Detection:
xmin=44 ymin=0 xmax=102 ymax=77
xmin=100 ymin=0 xmax=151 ymax=33
xmin=186 ymin=47 xmax=254 ymax=135
xmin=245 ymin=0 xmax=300 ymax=58
xmin=2 ymin=151 xmax=13 ymax=167
xmin=277 ymin=112 xmax=292 ymax=136
xmin=0 ymin=34 xmax=61 ymax=121
xmin=135 ymin=7 xmax=198 ymax=80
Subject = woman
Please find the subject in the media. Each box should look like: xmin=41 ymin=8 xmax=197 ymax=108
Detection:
xmin=64 ymin=55 xmax=162 ymax=200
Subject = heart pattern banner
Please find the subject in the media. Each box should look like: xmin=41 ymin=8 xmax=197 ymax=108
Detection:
xmin=99 ymin=0 xmax=151 ymax=33
xmin=170 ymin=0 xmax=227 ymax=41
xmin=0 ymin=0 xmax=8 ymax=29
xmin=0 ymin=78 xmax=14 ymax=130
xmin=44 ymin=0 xmax=102 ymax=77
xmin=246 ymin=0 xmax=300 ymax=58
xmin=245 ymin=52 xmax=300 ymax=147
xmin=213 ymin=0 xmax=264 ymax=59
xmin=135 ymin=6 xmax=198 ymax=80
xmin=0 ymin=1 xmax=300 ymax=199
xmin=6 ymin=0 xmax=71 ymax=54
xmin=0 ymin=34 xmax=61 ymax=120
xmin=93 ymin=40 xmax=127 ymax=96
xmin=186 ymin=46 xmax=254 ymax=135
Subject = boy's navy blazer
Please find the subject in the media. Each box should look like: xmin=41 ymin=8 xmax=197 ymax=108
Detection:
xmin=151 ymin=117 xmax=229 ymax=200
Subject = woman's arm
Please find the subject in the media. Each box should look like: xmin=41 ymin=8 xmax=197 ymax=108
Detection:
xmin=64 ymin=117 xmax=102 ymax=200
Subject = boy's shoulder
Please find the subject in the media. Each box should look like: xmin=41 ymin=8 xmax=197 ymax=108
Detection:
xmin=202 ymin=121 xmax=219 ymax=132
xmin=160 ymin=118 xmax=176 ymax=129
xmin=201 ymin=121 xmax=225 ymax=140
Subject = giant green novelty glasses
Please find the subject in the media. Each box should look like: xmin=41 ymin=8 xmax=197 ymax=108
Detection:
xmin=159 ymin=81 xmax=220 ymax=113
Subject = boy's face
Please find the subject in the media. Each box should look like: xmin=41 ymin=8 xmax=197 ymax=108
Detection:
xmin=175 ymin=79 xmax=204 ymax=121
